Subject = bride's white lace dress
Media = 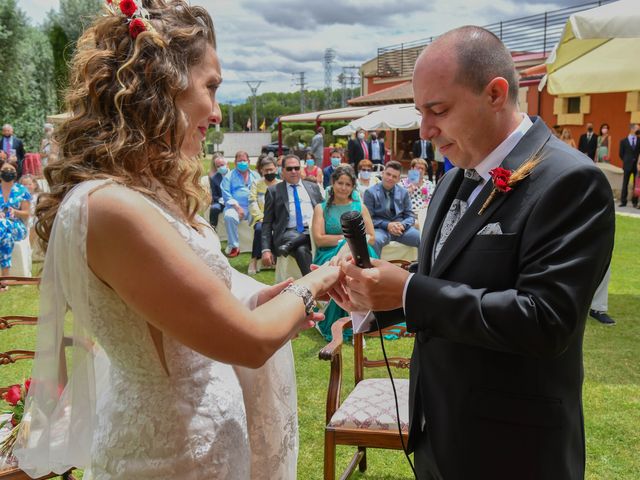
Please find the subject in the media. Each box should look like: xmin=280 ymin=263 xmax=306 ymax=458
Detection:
xmin=15 ymin=180 xmax=298 ymax=479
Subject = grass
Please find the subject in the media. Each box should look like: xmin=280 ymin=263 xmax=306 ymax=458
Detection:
xmin=0 ymin=215 xmax=638 ymax=479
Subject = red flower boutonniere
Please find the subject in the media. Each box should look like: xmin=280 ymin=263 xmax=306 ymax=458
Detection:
xmin=478 ymin=155 xmax=543 ymax=215
xmin=489 ymin=167 xmax=512 ymax=193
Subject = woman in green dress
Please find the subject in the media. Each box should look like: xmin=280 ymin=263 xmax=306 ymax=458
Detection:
xmin=312 ymin=165 xmax=377 ymax=341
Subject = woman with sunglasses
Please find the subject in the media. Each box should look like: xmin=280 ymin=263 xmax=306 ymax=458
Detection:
xmin=355 ymin=159 xmax=380 ymax=199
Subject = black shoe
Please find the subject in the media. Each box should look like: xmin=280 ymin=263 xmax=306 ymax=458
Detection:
xmin=277 ymin=242 xmax=293 ymax=257
xmin=618 ymin=203 xmax=627 ymax=207
xmin=589 ymin=309 xmax=616 ymax=325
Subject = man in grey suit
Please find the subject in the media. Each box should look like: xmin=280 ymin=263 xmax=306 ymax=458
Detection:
xmin=310 ymin=127 xmax=325 ymax=165
xmin=363 ymin=160 xmax=420 ymax=256
xmin=340 ymin=26 xmax=614 ymax=480
xmin=261 ymin=154 xmax=323 ymax=275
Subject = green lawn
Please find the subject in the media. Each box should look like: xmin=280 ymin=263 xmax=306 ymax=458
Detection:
xmin=1 ymin=214 xmax=638 ymax=479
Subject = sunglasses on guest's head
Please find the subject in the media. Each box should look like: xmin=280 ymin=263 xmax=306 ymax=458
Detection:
xmin=285 ymin=166 xmax=301 ymax=171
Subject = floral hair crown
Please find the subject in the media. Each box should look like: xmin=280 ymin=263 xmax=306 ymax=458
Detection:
xmin=106 ymin=0 xmax=156 ymax=39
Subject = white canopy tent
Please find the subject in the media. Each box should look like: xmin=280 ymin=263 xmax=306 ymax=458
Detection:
xmin=332 ymin=103 xmax=420 ymax=136
xmin=544 ymin=0 xmax=640 ymax=95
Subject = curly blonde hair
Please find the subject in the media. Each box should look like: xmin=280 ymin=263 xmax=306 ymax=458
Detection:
xmin=36 ymin=0 xmax=216 ymax=248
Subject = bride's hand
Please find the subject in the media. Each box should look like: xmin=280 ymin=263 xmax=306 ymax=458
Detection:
xmin=297 ymin=263 xmax=342 ymax=301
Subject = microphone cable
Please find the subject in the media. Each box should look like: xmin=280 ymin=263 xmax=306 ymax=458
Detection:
xmin=374 ymin=315 xmax=417 ymax=478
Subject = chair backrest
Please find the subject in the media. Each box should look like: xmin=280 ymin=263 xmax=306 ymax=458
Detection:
xmin=352 ymin=260 xmax=413 ymax=385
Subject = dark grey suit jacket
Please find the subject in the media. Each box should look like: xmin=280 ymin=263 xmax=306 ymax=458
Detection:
xmin=376 ymin=117 xmax=615 ymax=479
xmin=261 ymin=180 xmax=323 ymax=254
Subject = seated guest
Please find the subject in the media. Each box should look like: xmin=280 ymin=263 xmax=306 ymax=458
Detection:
xmin=248 ymin=155 xmax=280 ymax=275
xmin=363 ymin=160 xmax=420 ymax=256
xmin=323 ymin=148 xmax=342 ymax=189
xmin=402 ymin=157 xmax=434 ymax=216
xmin=261 ymin=154 xmax=323 ymax=275
xmin=355 ymin=159 xmax=380 ymax=199
xmin=312 ymin=165 xmax=377 ymax=341
xmin=301 ymin=152 xmax=323 ymax=185
xmin=221 ymin=150 xmax=259 ymax=257
xmin=0 ymin=159 xmax=31 ymax=285
xmin=208 ymin=153 xmax=227 ymax=228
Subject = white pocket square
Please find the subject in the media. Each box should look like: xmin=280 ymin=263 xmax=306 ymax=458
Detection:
xmin=477 ymin=222 xmax=503 ymax=235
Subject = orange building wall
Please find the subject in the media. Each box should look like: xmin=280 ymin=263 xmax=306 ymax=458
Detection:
xmin=365 ymin=77 xmax=410 ymax=95
xmin=525 ymin=82 xmax=630 ymax=168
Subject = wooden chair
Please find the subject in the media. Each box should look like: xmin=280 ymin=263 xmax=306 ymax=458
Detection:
xmin=0 ymin=276 xmax=76 ymax=480
xmin=319 ymin=317 xmax=413 ymax=480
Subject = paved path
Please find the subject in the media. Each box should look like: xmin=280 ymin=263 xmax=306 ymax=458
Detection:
xmin=615 ymin=203 xmax=640 ymax=218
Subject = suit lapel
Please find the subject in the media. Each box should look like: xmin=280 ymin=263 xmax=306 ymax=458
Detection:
xmin=418 ymin=169 xmax=463 ymax=275
xmin=278 ymin=182 xmax=290 ymax=216
xmin=430 ymin=118 xmax=552 ymax=278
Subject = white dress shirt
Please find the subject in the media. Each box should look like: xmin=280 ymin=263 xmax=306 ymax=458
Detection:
xmin=401 ymin=114 xmax=533 ymax=311
xmin=286 ymin=181 xmax=314 ymax=229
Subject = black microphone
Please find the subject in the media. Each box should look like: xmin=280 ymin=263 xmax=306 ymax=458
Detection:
xmin=340 ymin=210 xmax=372 ymax=268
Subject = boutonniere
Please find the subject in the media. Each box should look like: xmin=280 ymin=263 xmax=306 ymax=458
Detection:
xmin=478 ymin=155 xmax=542 ymax=215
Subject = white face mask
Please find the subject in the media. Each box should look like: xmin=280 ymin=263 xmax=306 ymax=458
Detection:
xmin=357 ymin=133 xmax=365 ymax=140
xmin=359 ymin=170 xmax=371 ymax=180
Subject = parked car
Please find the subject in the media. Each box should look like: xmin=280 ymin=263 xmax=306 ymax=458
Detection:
xmin=261 ymin=141 xmax=290 ymax=155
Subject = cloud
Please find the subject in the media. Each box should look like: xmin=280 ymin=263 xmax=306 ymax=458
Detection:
xmin=249 ymin=0 xmax=431 ymax=29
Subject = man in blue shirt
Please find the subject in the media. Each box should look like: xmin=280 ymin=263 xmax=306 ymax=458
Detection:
xmin=221 ymin=150 xmax=260 ymax=257
xmin=208 ymin=153 xmax=228 ymax=228
xmin=322 ymin=149 xmax=342 ymax=189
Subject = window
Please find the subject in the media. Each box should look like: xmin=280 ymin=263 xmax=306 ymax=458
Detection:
xmin=567 ymin=97 xmax=581 ymax=114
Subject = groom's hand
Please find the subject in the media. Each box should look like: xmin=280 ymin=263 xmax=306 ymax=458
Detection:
xmin=340 ymin=258 xmax=409 ymax=312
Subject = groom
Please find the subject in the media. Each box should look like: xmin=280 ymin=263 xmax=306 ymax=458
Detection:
xmin=340 ymin=26 xmax=615 ymax=480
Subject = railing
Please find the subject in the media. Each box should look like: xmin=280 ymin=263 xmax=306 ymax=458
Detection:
xmin=376 ymin=0 xmax=614 ymax=77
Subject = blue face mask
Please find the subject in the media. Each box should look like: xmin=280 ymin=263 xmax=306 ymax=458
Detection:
xmin=217 ymin=166 xmax=228 ymax=175
xmin=408 ymin=169 xmax=420 ymax=184
xmin=306 ymin=160 xmax=315 ymax=168
xmin=236 ymin=161 xmax=249 ymax=172
xmin=331 ymin=157 xmax=341 ymax=168
xmin=359 ymin=170 xmax=371 ymax=180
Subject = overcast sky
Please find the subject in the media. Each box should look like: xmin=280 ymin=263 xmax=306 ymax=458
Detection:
xmin=20 ymin=0 xmax=590 ymax=103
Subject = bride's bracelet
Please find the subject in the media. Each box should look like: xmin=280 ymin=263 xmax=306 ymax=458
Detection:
xmin=280 ymin=284 xmax=317 ymax=316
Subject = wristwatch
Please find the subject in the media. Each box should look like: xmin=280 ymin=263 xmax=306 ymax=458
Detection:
xmin=281 ymin=284 xmax=317 ymax=316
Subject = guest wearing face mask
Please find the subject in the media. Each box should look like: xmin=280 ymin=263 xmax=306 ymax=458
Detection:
xmin=323 ymin=148 xmax=343 ymax=188
xmin=208 ymin=153 xmax=228 ymax=228
xmin=0 ymin=159 xmax=31 ymax=285
xmin=355 ymin=159 xmax=381 ymax=199
xmin=248 ymin=156 xmax=280 ymax=275
xmin=367 ymin=131 xmax=385 ymax=166
xmin=276 ymin=155 xmax=284 ymax=179
xmin=347 ymin=128 xmax=369 ymax=170
xmin=301 ymin=152 xmax=323 ymax=185
xmin=402 ymin=158 xmax=435 ymax=216
xmin=221 ymin=150 xmax=260 ymax=257
xmin=596 ymin=123 xmax=611 ymax=163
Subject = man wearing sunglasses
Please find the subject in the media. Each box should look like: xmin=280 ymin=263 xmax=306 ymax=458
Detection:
xmin=261 ymin=154 xmax=323 ymax=276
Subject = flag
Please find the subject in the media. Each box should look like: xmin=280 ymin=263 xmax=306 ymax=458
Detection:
xmin=246 ymin=117 xmax=252 ymax=131
xmin=259 ymin=118 xmax=266 ymax=131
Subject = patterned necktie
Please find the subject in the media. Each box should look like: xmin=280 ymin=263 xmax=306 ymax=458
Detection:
xmin=433 ymin=169 xmax=482 ymax=260
xmin=291 ymin=184 xmax=304 ymax=233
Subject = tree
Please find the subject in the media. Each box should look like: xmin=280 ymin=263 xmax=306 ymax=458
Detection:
xmin=45 ymin=0 xmax=101 ymax=105
xmin=0 ymin=0 xmax=57 ymax=150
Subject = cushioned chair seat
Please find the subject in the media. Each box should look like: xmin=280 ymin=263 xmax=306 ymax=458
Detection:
xmin=328 ymin=378 xmax=409 ymax=432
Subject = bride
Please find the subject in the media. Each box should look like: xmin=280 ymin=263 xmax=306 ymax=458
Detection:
xmin=14 ymin=1 xmax=341 ymax=478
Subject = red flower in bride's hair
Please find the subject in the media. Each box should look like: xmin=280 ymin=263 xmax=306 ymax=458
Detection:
xmin=489 ymin=167 xmax=512 ymax=193
xmin=129 ymin=18 xmax=147 ymax=39
xmin=119 ymin=0 xmax=138 ymax=17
